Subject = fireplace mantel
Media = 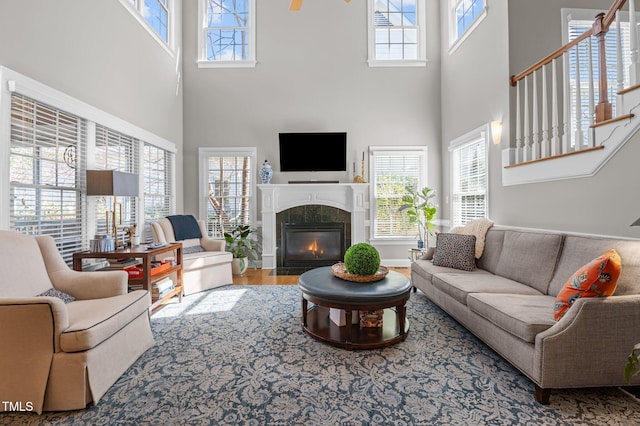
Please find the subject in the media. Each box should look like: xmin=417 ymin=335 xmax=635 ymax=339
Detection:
xmin=258 ymin=183 xmax=369 ymax=269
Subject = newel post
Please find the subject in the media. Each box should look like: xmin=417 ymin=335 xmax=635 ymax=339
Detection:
xmin=593 ymin=12 xmax=613 ymax=123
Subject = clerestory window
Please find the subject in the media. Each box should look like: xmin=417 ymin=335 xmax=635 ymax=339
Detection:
xmin=198 ymin=0 xmax=257 ymax=68
xmin=367 ymin=0 xmax=427 ymax=67
xmin=120 ymin=0 xmax=173 ymax=51
xmin=448 ymin=0 xmax=487 ymax=53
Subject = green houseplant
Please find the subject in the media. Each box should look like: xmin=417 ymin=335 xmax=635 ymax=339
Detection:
xmin=398 ymin=186 xmax=437 ymax=248
xmin=224 ymin=224 xmax=260 ymax=275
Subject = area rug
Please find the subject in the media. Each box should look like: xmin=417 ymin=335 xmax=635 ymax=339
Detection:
xmin=4 ymin=285 xmax=640 ymax=425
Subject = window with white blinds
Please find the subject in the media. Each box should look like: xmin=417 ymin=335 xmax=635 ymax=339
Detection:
xmin=144 ymin=143 xmax=173 ymax=241
xmin=94 ymin=125 xmax=139 ymax=241
xmin=450 ymin=129 xmax=487 ymax=227
xmin=565 ymin=10 xmax=631 ymax=146
xmin=9 ymin=93 xmax=87 ymax=262
xmin=371 ymin=147 xmax=427 ymax=239
xmin=200 ymin=148 xmax=256 ymax=238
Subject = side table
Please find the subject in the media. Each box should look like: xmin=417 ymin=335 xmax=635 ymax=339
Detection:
xmin=73 ymin=243 xmax=183 ymax=313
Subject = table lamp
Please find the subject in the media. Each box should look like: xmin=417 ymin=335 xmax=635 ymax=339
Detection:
xmin=86 ymin=170 xmax=139 ymax=249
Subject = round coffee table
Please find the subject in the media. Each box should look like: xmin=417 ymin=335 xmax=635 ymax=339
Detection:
xmin=298 ymin=266 xmax=411 ymax=350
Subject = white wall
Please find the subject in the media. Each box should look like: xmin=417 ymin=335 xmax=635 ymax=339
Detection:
xmin=181 ymin=0 xmax=442 ymax=223
xmin=0 ymin=0 xmax=184 ymax=209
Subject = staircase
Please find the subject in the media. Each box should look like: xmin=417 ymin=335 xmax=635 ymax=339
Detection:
xmin=503 ymin=0 xmax=640 ymax=186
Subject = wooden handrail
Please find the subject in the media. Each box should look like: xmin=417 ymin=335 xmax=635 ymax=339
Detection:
xmin=510 ymin=0 xmax=628 ymax=87
xmin=509 ymin=30 xmax=591 ymax=86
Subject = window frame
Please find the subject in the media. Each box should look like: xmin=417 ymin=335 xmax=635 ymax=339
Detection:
xmin=449 ymin=124 xmax=489 ymax=228
xmin=119 ymin=0 xmax=175 ymax=55
xmin=367 ymin=0 xmax=428 ymax=68
xmin=198 ymin=147 xmax=257 ymax=237
xmin=448 ymin=0 xmax=488 ymax=55
xmin=369 ymin=145 xmax=429 ymax=243
xmin=197 ymin=0 xmax=257 ymax=69
xmin=0 ymin=66 xmax=177 ymax=262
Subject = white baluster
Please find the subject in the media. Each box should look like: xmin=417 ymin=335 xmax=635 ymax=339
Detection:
xmin=630 ymin=0 xmax=640 ymax=85
xmin=616 ymin=13 xmax=624 ymax=94
xmin=562 ymin=51 xmax=572 ymax=154
xmin=587 ymin=38 xmax=595 ymax=148
xmin=516 ymin=82 xmax=522 ymax=164
xmin=541 ymin=63 xmax=550 ymax=158
xmin=532 ymin=70 xmax=540 ymax=160
xmin=552 ymin=58 xmax=560 ymax=156
xmin=575 ymin=44 xmax=583 ymax=151
xmin=523 ymin=75 xmax=530 ymax=162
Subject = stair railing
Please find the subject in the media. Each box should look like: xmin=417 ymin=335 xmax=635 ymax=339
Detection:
xmin=508 ymin=0 xmax=636 ymax=167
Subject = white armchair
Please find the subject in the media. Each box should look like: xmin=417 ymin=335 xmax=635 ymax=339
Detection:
xmin=150 ymin=216 xmax=233 ymax=296
xmin=0 ymin=231 xmax=154 ymax=413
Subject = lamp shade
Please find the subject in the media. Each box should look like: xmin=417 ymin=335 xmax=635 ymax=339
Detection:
xmin=86 ymin=170 xmax=139 ymax=197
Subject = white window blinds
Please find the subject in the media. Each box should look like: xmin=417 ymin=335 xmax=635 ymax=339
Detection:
xmin=144 ymin=143 xmax=173 ymax=241
xmin=451 ymin=136 xmax=487 ymax=227
xmin=9 ymin=93 xmax=87 ymax=262
xmin=372 ymin=149 xmax=426 ymax=238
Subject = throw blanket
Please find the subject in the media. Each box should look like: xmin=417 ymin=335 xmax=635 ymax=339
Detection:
xmin=450 ymin=218 xmax=494 ymax=259
xmin=167 ymin=215 xmax=202 ymax=241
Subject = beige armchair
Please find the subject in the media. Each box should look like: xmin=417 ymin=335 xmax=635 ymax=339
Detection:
xmin=0 ymin=231 xmax=154 ymax=413
xmin=151 ymin=216 xmax=233 ymax=296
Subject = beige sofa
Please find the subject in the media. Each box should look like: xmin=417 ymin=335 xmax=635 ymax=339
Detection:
xmin=411 ymin=225 xmax=640 ymax=404
xmin=0 ymin=231 xmax=154 ymax=413
xmin=150 ymin=217 xmax=232 ymax=296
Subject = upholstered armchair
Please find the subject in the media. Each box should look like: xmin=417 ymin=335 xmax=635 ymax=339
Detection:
xmin=0 ymin=231 xmax=154 ymax=413
xmin=150 ymin=215 xmax=233 ymax=296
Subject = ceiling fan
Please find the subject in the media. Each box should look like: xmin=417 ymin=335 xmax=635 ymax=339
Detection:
xmin=289 ymin=0 xmax=351 ymax=11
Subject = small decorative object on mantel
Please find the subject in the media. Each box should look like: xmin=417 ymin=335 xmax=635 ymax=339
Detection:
xmin=259 ymin=160 xmax=273 ymax=184
xmin=331 ymin=243 xmax=387 ymax=282
xmin=353 ymin=152 xmax=367 ymax=183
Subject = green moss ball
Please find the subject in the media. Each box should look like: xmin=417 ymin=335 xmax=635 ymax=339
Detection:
xmin=344 ymin=243 xmax=381 ymax=275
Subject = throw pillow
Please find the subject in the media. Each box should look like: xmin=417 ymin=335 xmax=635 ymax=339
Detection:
xmin=449 ymin=218 xmax=494 ymax=259
xmin=553 ymin=249 xmax=621 ymax=321
xmin=432 ymin=233 xmax=476 ymax=271
xmin=37 ymin=288 xmax=75 ymax=304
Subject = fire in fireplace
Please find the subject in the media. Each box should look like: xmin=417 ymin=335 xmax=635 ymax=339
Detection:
xmin=281 ymin=223 xmax=345 ymax=267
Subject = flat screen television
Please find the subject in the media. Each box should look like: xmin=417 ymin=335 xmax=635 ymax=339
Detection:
xmin=278 ymin=132 xmax=347 ymax=172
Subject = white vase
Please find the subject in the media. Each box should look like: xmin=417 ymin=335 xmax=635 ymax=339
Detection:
xmin=232 ymin=257 xmax=248 ymax=275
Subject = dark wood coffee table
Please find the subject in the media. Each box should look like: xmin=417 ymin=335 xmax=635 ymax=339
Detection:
xmin=298 ymin=266 xmax=411 ymax=350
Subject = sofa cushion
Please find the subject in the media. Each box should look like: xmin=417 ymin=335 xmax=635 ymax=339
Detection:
xmin=0 ymin=231 xmax=53 ymax=297
xmin=183 ymin=250 xmax=233 ymax=272
xmin=553 ymin=249 xmax=621 ymax=320
xmin=548 ymin=235 xmax=640 ymax=297
xmin=432 ymin=233 xmax=476 ymax=271
xmin=476 ymin=228 xmax=506 ymax=274
xmin=37 ymin=288 xmax=75 ymax=304
xmin=468 ymin=294 xmax=556 ymax=343
xmin=431 ymin=272 xmax=543 ymax=306
xmin=494 ymin=230 xmax=563 ymax=294
xmin=411 ymin=259 xmax=478 ymax=284
xmin=60 ymin=290 xmax=150 ymax=352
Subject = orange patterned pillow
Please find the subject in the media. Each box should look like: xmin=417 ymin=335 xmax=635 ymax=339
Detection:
xmin=553 ymin=249 xmax=621 ymax=320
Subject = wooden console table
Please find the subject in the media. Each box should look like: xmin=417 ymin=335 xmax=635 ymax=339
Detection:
xmin=73 ymin=243 xmax=183 ymax=313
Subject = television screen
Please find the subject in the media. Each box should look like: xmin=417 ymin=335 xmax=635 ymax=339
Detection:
xmin=279 ymin=132 xmax=347 ymax=172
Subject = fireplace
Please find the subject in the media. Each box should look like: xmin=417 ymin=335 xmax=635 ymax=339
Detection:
xmin=281 ymin=223 xmax=345 ymax=267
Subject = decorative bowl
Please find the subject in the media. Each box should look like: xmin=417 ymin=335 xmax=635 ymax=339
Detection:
xmin=331 ymin=262 xmax=389 ymax=283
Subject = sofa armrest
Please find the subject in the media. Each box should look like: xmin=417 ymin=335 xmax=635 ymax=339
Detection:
xmin=50 ymin=270 xmax=128 ymax=300
xmin=0 ymin=298 xmax=69 ymax=414
xmin=201 ymin=236 xmax=225 ymax=252
xmin=533 ymin=295 xmax=640 ymax=388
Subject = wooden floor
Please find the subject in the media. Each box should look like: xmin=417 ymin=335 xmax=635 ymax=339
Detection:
xmin=232 ymin=267 xmax=411 ymax=285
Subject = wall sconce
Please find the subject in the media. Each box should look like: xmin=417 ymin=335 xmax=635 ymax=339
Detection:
xmin=86 ymin=170 xmax=139 ymax=249
xmin=491 ymin=121 xmax=503 ymax=145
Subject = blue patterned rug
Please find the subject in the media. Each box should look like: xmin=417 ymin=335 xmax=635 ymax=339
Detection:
xmin=5 ymin=285 xmax=640 ymax=425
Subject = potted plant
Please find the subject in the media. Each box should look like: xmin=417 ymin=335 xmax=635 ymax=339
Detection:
xmin=223 ymin=224 xmax=261 ymax=275
xmin=398 ymin=186 xmax=437 ymax=248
